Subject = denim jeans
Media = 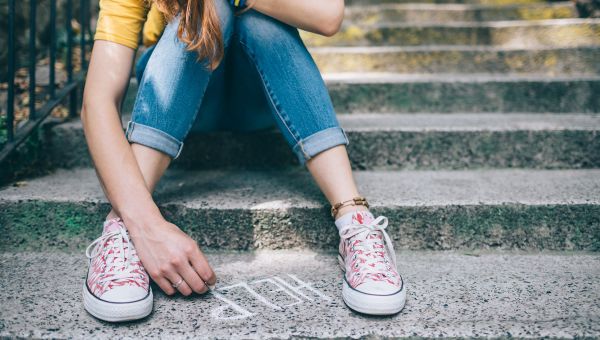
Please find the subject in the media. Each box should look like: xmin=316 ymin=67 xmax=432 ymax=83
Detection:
xmin=126 ymin=0 xmax=348 ymax=164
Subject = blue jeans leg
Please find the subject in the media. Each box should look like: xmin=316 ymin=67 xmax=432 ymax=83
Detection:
xmin=234 ymin=11 xmax=348 ymax=164
xmin=128 ymin=4 xmax=348 ymax=164
xmin=126 ymin=0 xmax=235 ymax=158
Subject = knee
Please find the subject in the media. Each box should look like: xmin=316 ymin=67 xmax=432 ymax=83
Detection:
xmin=236 ymin=11 xmax=300 ymax=48
xmin=162 ymin=0 xmax=234 ymax=48
xmin=214 ymin=0 xmax=235 ymax=47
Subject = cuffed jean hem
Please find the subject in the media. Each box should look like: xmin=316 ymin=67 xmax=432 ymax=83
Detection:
xmin=125 ymin=121 xmax=184 ymax=159
xmin=293 ymin=127 xmax=349 ymax=166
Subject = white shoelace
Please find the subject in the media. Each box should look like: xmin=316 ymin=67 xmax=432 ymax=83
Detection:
xmin=85 ymin=227 xmax=143 ymax=286
xmin=339 ymin=216 xmax=397 ymax=275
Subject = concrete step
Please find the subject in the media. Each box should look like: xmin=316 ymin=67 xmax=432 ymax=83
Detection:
xmin=1 ymin=168 xmax=599 ymax=251
xmin=312 ymin=46 xmax=600 ymax=74
xmin=301 ymin=19 xmax=600 ymax=47
xmin=123 ymin=73 xmax=600 ymax=116
xmin=347 ymin=0 xmax=546 ymax=5
xmin=325 ymin=73 xmax=600 ymax=113
xmin=46 ymin=113 xmax=600 ymax=170
xmin=1 ymin=250 xmax=598 ymax=338
xmin=345 ymin=2 xmax=577 ymax=24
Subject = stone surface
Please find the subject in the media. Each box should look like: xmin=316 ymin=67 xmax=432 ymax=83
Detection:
xmin=312 ymin=46 xmax=600 ymax=74
xmin=45 ymin=113 xmax=600 ymax=170
xmin=347 ymin=0 xmax=546 ymax=5
xmin=344 ymin=2 xmax=577 ymax=24
xmin=1 ymin=168 xmax=599 ymax=251
xmin=124 ymin=73 xmax=600 ymax=115
xmin=0 ymin=251 xmax=599 ymax=338
xmin=326 ymin=73 xmax=600 ymax=113
xmin=2 ymin=0 xmax=600 ymax=337
xmin=302 ymin=18 xmax=600 ymax=47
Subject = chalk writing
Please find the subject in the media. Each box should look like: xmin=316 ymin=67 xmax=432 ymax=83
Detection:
xmin=210 ymin=291 xmax=254 ymax=321
xmin=273 ymin=274 xmax=332 ymax=302
xmin=250 ymin=278 xmax=304 ymax=307
xmin=210 ymin=274 xmax=331 ymax=321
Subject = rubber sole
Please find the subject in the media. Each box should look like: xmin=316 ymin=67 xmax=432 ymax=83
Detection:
xmin=82 ymin=282 xmax=153 ymax=322
xmin=338 ymin=255 xmax=407 ymax=315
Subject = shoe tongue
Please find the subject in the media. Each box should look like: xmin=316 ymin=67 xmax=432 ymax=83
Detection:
xmin=103 ymin=218 xmax=124 ymax=234
xmin=351 ymin=212 xmax=385 ymax=241
xmin=352 ymin=211 xmax=375 ymax=225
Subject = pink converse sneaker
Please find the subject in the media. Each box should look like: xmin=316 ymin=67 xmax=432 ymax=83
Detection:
xmin=337 ymin=211 xmax=406 ymax=315
xmin=82 ymin=218 xmax=153 ymax=322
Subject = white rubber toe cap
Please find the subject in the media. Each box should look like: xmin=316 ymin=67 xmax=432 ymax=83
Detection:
xmin=100 ymin=286 xmax=148 ymax=303
xmin=355 ymin=280 xmax=402 ymax=295
xmin=342 ymin=279 xmax=406 ymax=315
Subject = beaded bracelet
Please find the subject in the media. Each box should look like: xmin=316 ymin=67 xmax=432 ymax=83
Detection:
xmin=330 ymin=196 xmax=369 ymax=219
xmin=230 ymin=0 xmax=247 ymax=8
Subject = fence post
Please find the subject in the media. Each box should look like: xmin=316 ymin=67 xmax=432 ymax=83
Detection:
xmin=7 ymin=0 xmax=16 ymax=142
xmin=49 ymin=0 xmax=57 ymax=99
xmin=29 ymin=0 xmax=37 ymax=119
xmin=66 ymin=0 xmax=77 ymax=117
xmin=80 ymin=0 xmax=87 ymax=70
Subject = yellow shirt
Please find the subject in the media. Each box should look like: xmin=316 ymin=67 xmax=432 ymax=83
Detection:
xmin=94 ymin=0 xmax=166 ymax=49
xmin=142 ymin=5 xmax=166 ymax=47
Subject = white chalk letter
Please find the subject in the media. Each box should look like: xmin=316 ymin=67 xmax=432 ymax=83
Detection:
xmin=251 ymin=278 xmax=304 ymax=307
xmin=272 ymin=274 xmax=332 ymax=302
xmin=218 ymin=282 xmax=283 ymax=311
xmin=210 ymin=291 xmax=254 ymax=321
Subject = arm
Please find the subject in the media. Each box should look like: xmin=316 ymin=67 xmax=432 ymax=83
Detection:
xmin=83 ymin=42 xmax=215 ymax=297
xmin=81 ymin=41 xmax=160 ymax=228
xmin=250 ymin=0 xmax=345 ymax=37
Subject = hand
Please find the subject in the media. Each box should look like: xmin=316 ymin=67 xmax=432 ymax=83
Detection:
xmin=127 ymin=219 xmax=216 ymax=296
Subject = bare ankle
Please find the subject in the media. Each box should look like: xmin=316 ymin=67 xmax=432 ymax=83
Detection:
xmin=106 ymin=210 xmax=119 ymax=221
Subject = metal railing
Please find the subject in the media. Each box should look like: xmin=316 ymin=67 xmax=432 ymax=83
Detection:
xmin=1 ymin=0 xmax=92 ymax=163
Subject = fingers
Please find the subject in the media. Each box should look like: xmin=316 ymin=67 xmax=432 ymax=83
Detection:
xmin=178 ymin=263 xmax=209 ymax=294
xmin=146 ymin=239 xmax=216 ymax=296
xmin=166 ymin=272 xmax=193 ymax=296
xmin=189 ymin=247 xmax=217 ymax=287
xmin=166 ymin=249 xmax=211 ymax=295
xmin=154 ymin=277 xmax=177 ymax=296
xmin=149 ymin=261 xmax=204 ymax=296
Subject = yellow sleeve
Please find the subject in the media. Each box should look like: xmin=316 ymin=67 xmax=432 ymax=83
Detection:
xmin=142 ymin=4 xmax=167 ymax=47
xmin=94 ymin=0 xmax=149 ymax=50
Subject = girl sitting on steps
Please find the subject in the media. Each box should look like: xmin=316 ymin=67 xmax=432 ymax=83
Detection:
xmin=81 ymin=0 xmax=405 ymax=322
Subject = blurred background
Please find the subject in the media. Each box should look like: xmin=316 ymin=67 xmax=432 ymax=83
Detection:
xmin=1 ymin=0 xmax=600 ymax=337
xmin=1 ymin=0 xmax=599 ymax=182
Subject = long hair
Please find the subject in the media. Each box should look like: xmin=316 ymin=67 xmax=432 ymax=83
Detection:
xmin=153 ymin=0 xmax=224 ymax=70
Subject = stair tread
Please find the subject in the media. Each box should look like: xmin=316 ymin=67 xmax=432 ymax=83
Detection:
xmin=54 ymin=113 xmax=600 ymax=132
xmin=2 ymin=168 xmax=599 ymax=208
xmin=343 ymin=17 xmax=600 ymax=27
xmin=342 ymin=2 xmax=578 ymax=24
xmin=346 ymin=1 xmax=575 ymax=10
xmin=324 ymin=72 xmax=600 ymax=83
xmin=1 ymin=250 xmax=598 ymax=338
xmin=348 ymin=0 xmax=548 ymax=4
xmin=339 ymin=113 xmax=600 ymax=131
xmin=311 ymin=44 xmax=600 ymax=53
xmin=44 ymin=114 xmax=600 ymax=171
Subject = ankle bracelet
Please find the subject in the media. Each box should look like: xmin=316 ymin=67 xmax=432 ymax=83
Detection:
xmin=331 ymin=196 xmax=369 ymax=219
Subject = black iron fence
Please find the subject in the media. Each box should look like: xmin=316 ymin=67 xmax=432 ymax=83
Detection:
xmin=1 ymin=0 xmax=93 ymax=163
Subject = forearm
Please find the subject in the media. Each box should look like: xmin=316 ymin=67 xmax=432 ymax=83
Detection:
xmin=251 ymin=0 xmax=344 ymax=36
xmin=82 ymin=40 xmax=163 ymax=228
xmin=83 ymin=104 xmax=162 ymax=222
